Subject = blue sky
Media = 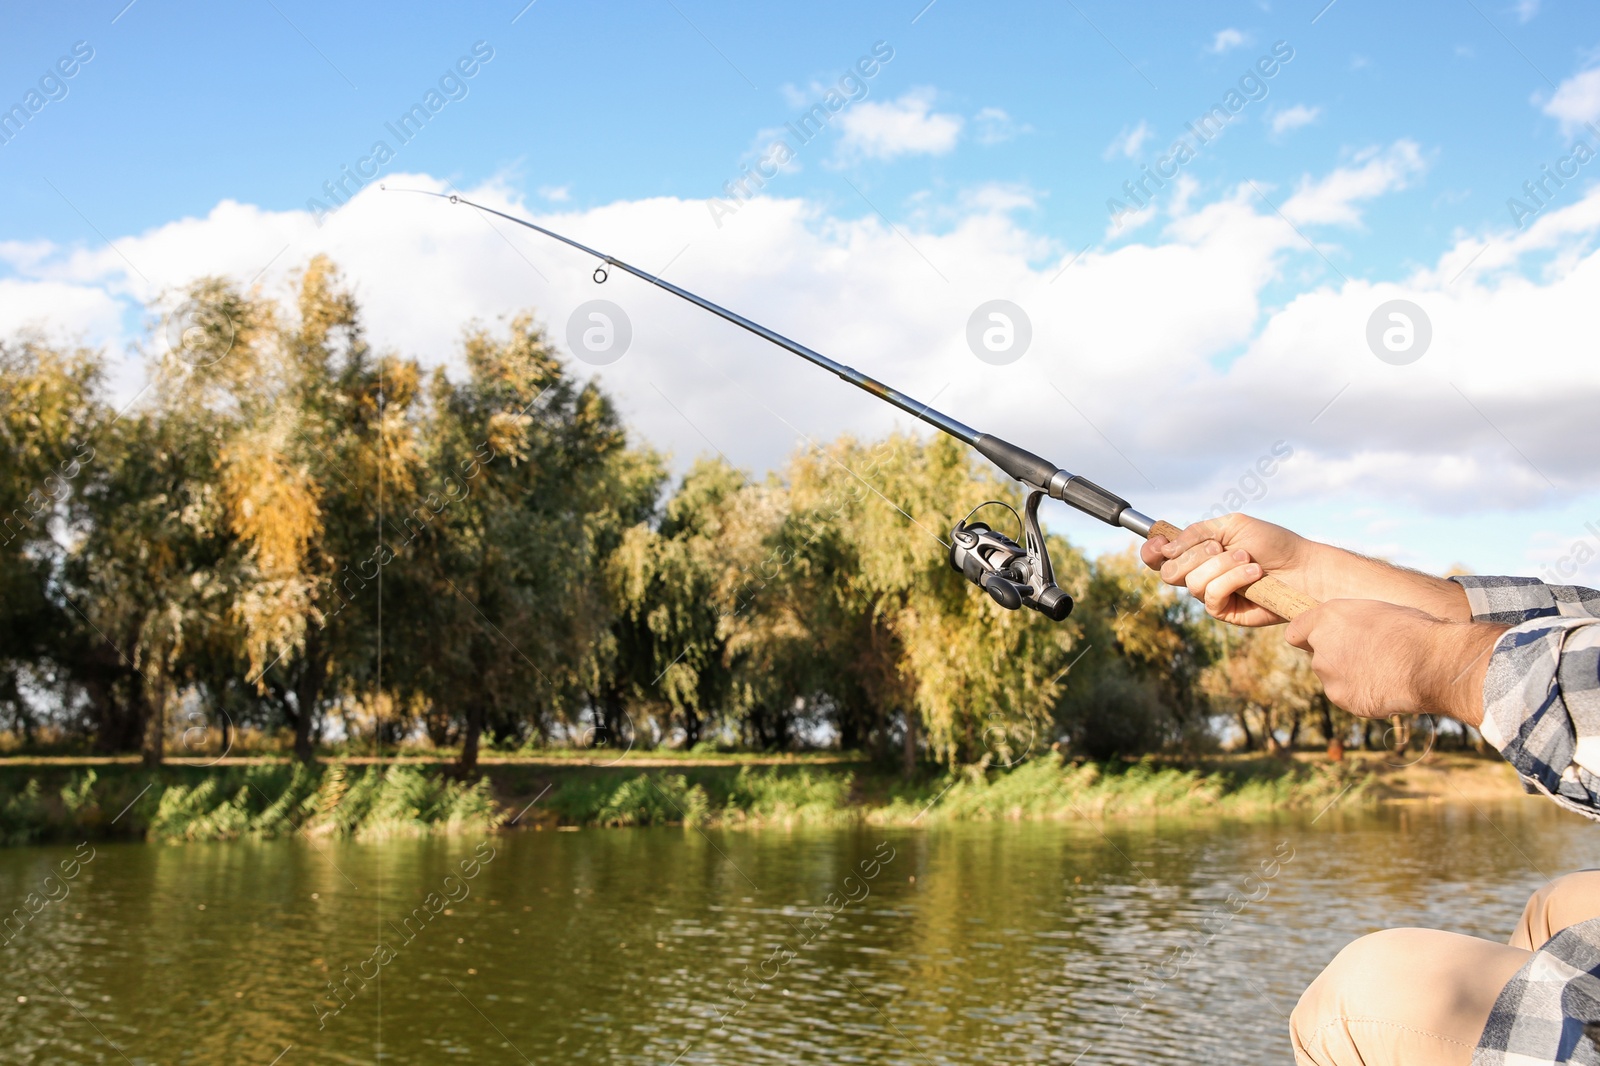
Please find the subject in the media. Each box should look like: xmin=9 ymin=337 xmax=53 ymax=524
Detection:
xmin=7 ymin=0 xmax=1592 ymax=256
xmin=4 ymin=0 xmax=1600 ymax=583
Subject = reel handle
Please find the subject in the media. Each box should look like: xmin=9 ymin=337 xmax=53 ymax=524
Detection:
xmin=1146 ymin=520 xmax=1320 ymax=622
xmin=981 ymin=573 xmax=1024 ymax=610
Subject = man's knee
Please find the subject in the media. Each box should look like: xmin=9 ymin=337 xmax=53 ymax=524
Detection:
xmin=1514 ymin=870 xmax=1600 ymax=950
xmin=1292 ymin=929 xmax=1415 ymax=1048
xmin=1292 ymin=928 xmax=1526 ymax=1066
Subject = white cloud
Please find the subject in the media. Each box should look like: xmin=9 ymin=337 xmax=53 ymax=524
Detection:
xmin=962 ymin=183 xmax=1038 ymax=214
xmin=539 ymin=185 xmax=570 ymax=202
xmin=1104 ymin=200 xmax=1156 ymax=239
xmin=974 ymin=107 xmax=1029 ymax=145
xmin=834 ymin=89 xmax=963 ymax=161
xmin=1102 ymin=120 xmax=1152 ymax=160
xmin=1281 ymin=140 xmax=1425 ymax=225
xmin=1512 ymin=0 xmax=1540 ymax=22
xmin=0 ymin=279 xmax=125 ymax=351
xmin=779 ymin=83 xmax=810 ymax=110
xmin=1540 ymin=67 xmax=1600 ymax=135
xmin=5 ymin=152 xmax=1600 ymax=576
xmin=1269 ymin=104 xmax=1321 ymax=135
xmin=1210 ymin=28 xmax=1248 ymax=53
xmin=1168 ymin=174 xmax=1200 ymax=217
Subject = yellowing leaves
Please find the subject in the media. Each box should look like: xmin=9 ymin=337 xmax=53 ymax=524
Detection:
xmin=485 ymin=410 xmax=532 ymax=466
xmin=221 ymin=421 xmax=322 ymax=578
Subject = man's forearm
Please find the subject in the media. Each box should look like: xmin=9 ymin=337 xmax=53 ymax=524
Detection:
xmin=1301 ymin=542 xmax=1473 ymax=622
xmin=1416 ymin=621 xmax=1508 ymax=727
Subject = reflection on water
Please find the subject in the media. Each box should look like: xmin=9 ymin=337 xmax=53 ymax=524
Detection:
xmin=0 ymin=799 xmax=1595 ymax=1064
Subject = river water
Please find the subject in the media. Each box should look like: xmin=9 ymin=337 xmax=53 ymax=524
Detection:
xmin=1 ymin=798 xmax=1596 ymax=1065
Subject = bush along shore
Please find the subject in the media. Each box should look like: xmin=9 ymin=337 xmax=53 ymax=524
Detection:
xmin=0 ymin=763 xmax=503 ymax=846
xmin=0 ymin=753 xmax=1395 ymax=845
xmin=548 ymin=755 xmax=1365 ymax=829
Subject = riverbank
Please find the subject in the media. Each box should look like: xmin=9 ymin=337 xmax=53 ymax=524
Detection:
xmin=0 ymin=749 xmax=1532 ymax=844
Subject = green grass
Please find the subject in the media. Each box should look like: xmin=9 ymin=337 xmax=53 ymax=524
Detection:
xmin=533 ymin=754 xmax=1364 ymax=831
xmin=0 ymin=752 xmax=1374 ymax=844
xmin=868 ymin=755 xmax=1360 ymax=824
xmin=0 ymin=763 xmax=502 ymax=845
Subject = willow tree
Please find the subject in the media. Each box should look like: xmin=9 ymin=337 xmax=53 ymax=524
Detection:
xmin=199 ymin=258 xmax=427 ymax=760
xmin=0 ymin=339 xmax=103 ymax=742
xmin=604 ymin=450 xmax=894 ymax=754
xmin=1050 ymin=547 xmax=1218 ymax=758
xmin=604 ymin=457 xmax=748 ymax=745
xmin=780 ymin=432 xmax=1087 ymax=770
xmin=398 ymin=313 xmax=661 ymax=770
xmin=720 ymin=464 xmax=855 ymax=752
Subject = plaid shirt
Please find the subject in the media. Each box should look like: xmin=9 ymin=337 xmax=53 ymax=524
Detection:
xmin=1450 ymin=576 xmax=1600 ymax=1065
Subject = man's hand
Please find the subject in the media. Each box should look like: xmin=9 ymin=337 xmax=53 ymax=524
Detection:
xmin=1139 ymin=514 xmax=1310 ymax=627
xmin=1283 ymin=600 xmax=1506 ymax=725
xmin=1139 ymin=512 xmax=1472 ymax=624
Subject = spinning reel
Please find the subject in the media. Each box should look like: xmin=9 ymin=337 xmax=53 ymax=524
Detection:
xmin=950 ymin=488 xmax=1074 ymax=621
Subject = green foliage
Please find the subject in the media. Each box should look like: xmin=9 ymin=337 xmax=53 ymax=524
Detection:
xmin=0 ymin=779 xmax=47 ymax=846
xmin=594 ymin=773 xmax=710 ymax=827
xmin=874 ymin=752 xmax=1360 ymax=824
xmin=1058 ymin=674 xmax=1180 ymax=761
xmin=720 ymin=766 xmax=855 ymax=825
xmin=528 ymin=753 xmax=1360 ymax=829
xmin=299 ymin=764 xmax=502 ymax=838
xmin=0 ymin=763 xmax=499 ymax=844
xmin=0 ymin=752 xmax=1382 ymax=843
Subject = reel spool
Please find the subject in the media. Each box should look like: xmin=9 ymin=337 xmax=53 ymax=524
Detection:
xmin=949 ymin=489 xmax=1073 ymax=621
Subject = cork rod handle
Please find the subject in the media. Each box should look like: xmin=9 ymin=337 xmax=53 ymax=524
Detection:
xmin=1146 ymin=520 xmax=1320 ymax=622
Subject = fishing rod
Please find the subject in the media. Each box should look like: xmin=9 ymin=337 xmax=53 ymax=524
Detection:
xmin=390 ymin=187 xmax=1317 ymax=624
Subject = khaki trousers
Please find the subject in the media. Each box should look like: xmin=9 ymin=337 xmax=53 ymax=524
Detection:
xmin=1291 ymin=870 xmax=1600 ymax=1065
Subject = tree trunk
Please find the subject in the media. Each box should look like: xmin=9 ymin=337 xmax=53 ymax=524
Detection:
xmin=459 ymin=699 xmax=484 ymax=773
xmin=838 ymin=707 xmax=861 ymax=754
xmin=292 ymin=708 xmax=315 ymax=761
xmin=1235 ymin=709 xmax=1257 ymax=752
xmin=602 ymin=691 xmax=627 ymax=752
xmin=424 ymin=704 xmax=454 ymax=748
xmin=140 ymin=679 xmax=166 ymax=767
xmin=84 ymin=643 xmax=143 ymax=753
xmin=291 ymin=633 xmax=328 ymax=762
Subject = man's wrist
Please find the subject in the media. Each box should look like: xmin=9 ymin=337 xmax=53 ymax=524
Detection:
xmin=1295 ymin=539 xmax=1341 ymax=602
xmin=1418 ymin=574 xmax=1474 ymax=623
xmin=1302 ymin=543 xmax=1472 ymax=621
xmin=1416 ymin=620 xmax=1508 ymax=727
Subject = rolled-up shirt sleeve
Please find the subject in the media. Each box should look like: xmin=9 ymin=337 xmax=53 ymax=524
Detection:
xmin=1452 ymin=576 xmax=1600 ymax=820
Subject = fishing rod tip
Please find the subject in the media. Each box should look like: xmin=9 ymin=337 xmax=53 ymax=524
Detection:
xmin=379 ymin=184 xmax=454 ymax=202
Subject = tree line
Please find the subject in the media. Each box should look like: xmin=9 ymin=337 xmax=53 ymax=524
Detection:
xmin=1 ymin=258 xmax=1414 ymax=769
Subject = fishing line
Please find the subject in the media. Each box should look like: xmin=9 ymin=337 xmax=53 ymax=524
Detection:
xmin=388 ymin=185 xmax=1321 ymax=624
